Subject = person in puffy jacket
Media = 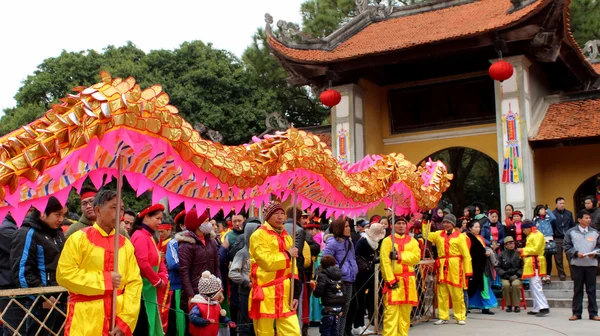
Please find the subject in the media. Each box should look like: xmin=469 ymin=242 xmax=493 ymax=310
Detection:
xmin=10 ymin=197 xmax=66 ymax=336
xmin=228 ymin=221 xmax=261 ymax=336
xmin=313 ymin=255 xmax=346 ymax=336
xmin=323 ymin=217 xmax=358 ymax=336
xmin=495 ymin=236 xmax=523 ymax=312
xmin=533 ymin=205 xmax=556 ymax=283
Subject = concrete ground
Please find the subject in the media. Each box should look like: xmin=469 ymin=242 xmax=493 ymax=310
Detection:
xmin=308 ymin=308 xmax=597 ymax=336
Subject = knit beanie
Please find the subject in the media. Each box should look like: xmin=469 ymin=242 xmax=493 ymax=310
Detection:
xmin=197 ymin=271 xmax=223 ymax=296
xmin=263 ymin=201 xmax=284 ymax=222
xmin=185 ymin=208 xmax=210 ymax=232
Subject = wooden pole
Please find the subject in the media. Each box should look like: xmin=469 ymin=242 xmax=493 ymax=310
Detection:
xmin=289 ymin=189 xmax=298 ymax=307
xmin=391 ymin=194 xmax=396 ymax=274
xmin=111 ymin=155 xmax=124 ymax=331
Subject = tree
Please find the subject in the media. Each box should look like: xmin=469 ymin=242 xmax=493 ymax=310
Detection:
xmin=242 ymin=28 xmax=328 ymax=127
xmin=423 ymin=148 xmax=500 ymax=217
xmin=570 ymin=0 xmax=600 ymax=46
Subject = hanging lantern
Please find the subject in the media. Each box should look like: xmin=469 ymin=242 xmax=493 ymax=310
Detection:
xmin=489 ymin=60 xmax=514 ymax=82
xmin=320 ymin=89 xmax=342 ymax=107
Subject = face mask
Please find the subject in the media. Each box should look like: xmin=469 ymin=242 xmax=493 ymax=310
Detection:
xmin=200 ymin=223 xmax=213 ymax=234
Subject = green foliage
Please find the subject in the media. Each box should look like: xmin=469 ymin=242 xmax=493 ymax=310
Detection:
xmin=569 ymin=0 xmax=600 ymax=46
xmin=425 ymin=148 xmax=500 ymax=217
xmin=242 ymin=28 xmax=328 ymax=127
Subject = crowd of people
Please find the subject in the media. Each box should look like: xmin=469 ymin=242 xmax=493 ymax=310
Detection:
xmin=1 ymin=186 xmax=600 ymax=336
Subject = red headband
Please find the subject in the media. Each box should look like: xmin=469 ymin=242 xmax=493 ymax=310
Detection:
xmin=80 ymin=191 xmax=96 ymax=200
xmin=158 ymin=224 xmax=172 ymax=230
xmin=512 ymin=211 xmax=523 ymax=218
xmin=138 ymin=204 xmax=165 ymax=219
xmin=488 ymin=210 xmax=499 ymax=216
xmin=305 ymin=223 xmax=320 ymax=230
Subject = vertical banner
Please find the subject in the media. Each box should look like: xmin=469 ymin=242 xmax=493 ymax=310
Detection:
xmin=501 ymin=103 xmax=523 ymax=183
xmin=337 ymin=128 xmax=349 ymax=163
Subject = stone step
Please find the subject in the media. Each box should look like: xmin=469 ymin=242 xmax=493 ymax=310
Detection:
xmin=523 ymin=289 xmax=600 ymax=299
xmin=541 ymin=281 xmax=574 ymax=290
xmin=524 ymin=298 xmax=585 ymax=309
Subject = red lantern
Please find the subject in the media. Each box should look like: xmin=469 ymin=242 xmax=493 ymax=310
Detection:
xmin=489 ymin=60 xmax=514 ymax=82
xmin=320 ymin=89 xmax=342 ymax=107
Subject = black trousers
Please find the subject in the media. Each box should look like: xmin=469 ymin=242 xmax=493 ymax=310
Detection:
xmin=0 ymin=297 xmax=26 ymax=335
xmin=572 ymin=265 xmax=598 ymax=318
xmin=237 ymin=293 xmax=255 ymax=336
xmin=352 ymin=276 xmax=370 ymax=328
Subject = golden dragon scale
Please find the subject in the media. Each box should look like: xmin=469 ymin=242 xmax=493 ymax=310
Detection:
xmin=0 ymin=72 xmax=452 ymax=222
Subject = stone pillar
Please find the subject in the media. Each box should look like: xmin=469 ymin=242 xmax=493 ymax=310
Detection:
xmin=331 ymin=84 xmax=365 ymax=164
xmin=493 ymin=55 xmax=537 ymax=217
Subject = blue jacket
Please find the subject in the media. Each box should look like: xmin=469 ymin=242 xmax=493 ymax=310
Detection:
xmin=165 ymin=238 xmax=182 ymax=290
xmin=322 ymin=235 xmax=358 ymax=283
xmin=481 ymin=219 xmax=506 ymax=248
xmin=534 ymin=209 xmax=556 ymax=238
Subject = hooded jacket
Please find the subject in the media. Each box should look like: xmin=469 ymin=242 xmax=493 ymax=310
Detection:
xmin=10 ymin=213 xmax=65 ymax=288
xmin=228 ymin=222 xmax=261 ymax=296
xmin=313 ymin=265 xmax=345 ymax=307
xmin=176 ymin=230 xmax=221 ymax=298
xmin=322 ymin=235 xmax=358 ymax=283
xmin=0 ymin=214 xmax=18 ymax=288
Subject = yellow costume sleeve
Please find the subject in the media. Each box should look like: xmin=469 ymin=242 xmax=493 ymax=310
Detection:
xmin=56 ymin=231 xmax=112 ymax=295
xmin=250 ymin=229 xmax=290 ymax=272
xmin=422 ymin=223 xmax=441 ymax=245
xmin=522 ymin=232 xmax=542 ymax=256
xmin=458 ymin=234 xmax=473 ymax=276
xmin=115 ymin=242 xmax=143 ymax=334
xmin=379 ymin=237 xmax=394 ymax=283
xmin=401 ymin=239 xmax=422 ymax=267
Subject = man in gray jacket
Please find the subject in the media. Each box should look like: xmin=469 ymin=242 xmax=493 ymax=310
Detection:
xmin=564 ymin=210 xmax=600 ymax=321
xmin=229 ymin=221 xmax=261 ymax=336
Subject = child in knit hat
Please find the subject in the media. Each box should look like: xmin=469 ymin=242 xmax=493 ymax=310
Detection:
xmin=188 ymin=271 xmax=236 ymax=335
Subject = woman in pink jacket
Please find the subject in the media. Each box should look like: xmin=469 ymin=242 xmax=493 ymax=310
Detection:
xmin=131 ymin=204 xmax=168 ymax=336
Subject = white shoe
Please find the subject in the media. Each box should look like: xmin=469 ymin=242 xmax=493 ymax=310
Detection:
xmin=351 ymin=327 xmax=360 ymax=335
xmin=458 ymin=320 xmax=466 ymax=325
xmin=434 ymin=320 xmax=448 ymax=325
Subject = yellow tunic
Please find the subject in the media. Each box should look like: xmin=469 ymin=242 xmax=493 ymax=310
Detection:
xmin=248 ymin=222 xmax=298 ymax=319
xmin=380 ymin=233 xmax=421 ymax=306
xmin=57 ymin=224 xmax=142 ymax=336
xmin=424 ymin=226 xmax=472 ymax=288
xmin=521 ymin=229 xmax=547 ymax=279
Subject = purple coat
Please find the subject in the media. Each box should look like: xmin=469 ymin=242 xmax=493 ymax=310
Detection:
xmin=176 ymin=231 xmax=221 ymax=299
xmin=323 ymin=235 xmax=358 ymax=283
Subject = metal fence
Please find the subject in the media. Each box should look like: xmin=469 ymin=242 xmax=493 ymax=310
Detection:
xmin=0 ymin=286 xmax=68 ymax=336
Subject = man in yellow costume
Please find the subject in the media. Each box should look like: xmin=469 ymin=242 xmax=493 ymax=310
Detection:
xmin=57 ymin=190 xmax=142 ymax=336
xmin=519 ymin=219 xmax=550 ymax=317
xmin=424 ymin=214 xmax=472 ymax=325
xmin=380 ymin=216 xmax=421 ymax=336
xmin=249 ymin=201 xmax=301 ymax=336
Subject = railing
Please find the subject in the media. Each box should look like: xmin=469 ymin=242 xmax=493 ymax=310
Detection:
xmin=0 ymin=286 xmax=68 ymax=336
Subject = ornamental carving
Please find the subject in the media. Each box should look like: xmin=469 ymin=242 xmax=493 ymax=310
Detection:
xmin=584 ymin=40 xmax=600 ymax=64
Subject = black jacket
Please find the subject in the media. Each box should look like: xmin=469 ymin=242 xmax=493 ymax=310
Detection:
xmin=10 ymin=213 xmax=65 ymax=288
xmin=552 ymin=209 xmax=575 ymax=239
xmin=0 ymin=214 xmax=18 ymax=288
xmin=495 ymin=249 xmax=523 ymax=280
xmin=304 ymin=233 xmax=321 ymax=277
xmin=313 ymin=266 xmax=345 ymax=307
xmin=284 ymin=220 xmax=306 ymax=276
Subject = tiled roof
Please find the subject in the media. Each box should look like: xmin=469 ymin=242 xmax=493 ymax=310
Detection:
xmin=268 ymin=0 xmax=547 ymax=63
xmin=532 ymin=97 xmax=600 ymax=141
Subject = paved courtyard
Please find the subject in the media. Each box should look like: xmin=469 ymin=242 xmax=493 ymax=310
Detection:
xmin=308 ymin=308 xmax=597 ymax=336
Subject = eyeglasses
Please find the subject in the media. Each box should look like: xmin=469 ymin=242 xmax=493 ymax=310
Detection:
xmin=81 ymin=201 xmax=94 ymax=208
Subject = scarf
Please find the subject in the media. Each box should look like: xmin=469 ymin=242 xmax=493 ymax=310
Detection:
xmin=365 ymin=236 xmax=379 ymax=250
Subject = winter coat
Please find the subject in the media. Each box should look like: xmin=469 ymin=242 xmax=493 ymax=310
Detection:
xmin=0 ymin=214 xmax=17 ymax=288
xmin=176 ymin=231 xmax=221 ymax=299
xmin=552 ymin=208 xmax=575 ymax=239
xmin=355 ymin=237 xmax=378 ymax=281
xmin=590 ymin=207 xmax=600 ymax=232
xmin=313 ymin=266 xmax=345 ymax=307
xmin=229 ymin=223 xmax=261 ymax=296
xmin=284 ymin=219 xmax=306 ymax=275
xmin=322 ymin=235 xmax=358 ymax=283
xmin=495 ymin=249 xmax=523 ymax=280
xmin=481 ymin=220 xmax=506 ymax=248
xmin=10 ymin=213 xmax=65 ymax=288
xmin=564 ymin=226 xmax=600 ymax=268
xmin=533 ymin=210 xmax=556 ymax=238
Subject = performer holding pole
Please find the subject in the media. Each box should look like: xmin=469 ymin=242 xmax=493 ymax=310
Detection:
xmin=113 ymin=155 xmax=124 ymax=330
xmin=380 ymin=216 xmax=420 ymax=336
xmin=249 ymin=201 xmax=301 ymax=336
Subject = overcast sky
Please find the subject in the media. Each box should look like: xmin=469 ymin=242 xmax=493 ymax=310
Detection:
xmin=0 ymin=0 xmax=305 ymax=116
